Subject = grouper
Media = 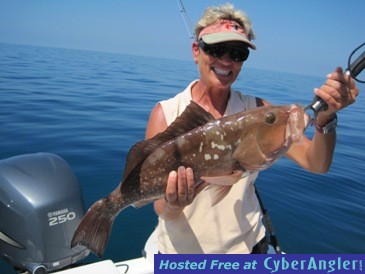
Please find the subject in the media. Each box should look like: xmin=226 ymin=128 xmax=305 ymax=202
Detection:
xmin=71 ymin=101 xmax=308 ymax=257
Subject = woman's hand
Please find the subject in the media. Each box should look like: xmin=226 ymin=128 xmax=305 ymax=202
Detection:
xmin=314 ymin=67 xmax=359 ymax=124
xmin=154 ymin=166 xmax=208 ymax=220
xmin=165 ymin=166 xmax=196 ymax=210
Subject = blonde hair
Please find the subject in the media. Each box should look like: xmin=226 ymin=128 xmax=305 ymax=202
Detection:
xmin=195 ymin=3 xmax=255 ymax=42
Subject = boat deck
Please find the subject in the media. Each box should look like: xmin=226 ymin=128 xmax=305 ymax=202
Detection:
xmin=57 ymin=258 xmax=154 ymax=274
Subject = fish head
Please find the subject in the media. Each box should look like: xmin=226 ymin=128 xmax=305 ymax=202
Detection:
xmin=233 ymin=104 xmax=309 ymax=170
xmin=260 ymin=103 xmax=308 ymax=145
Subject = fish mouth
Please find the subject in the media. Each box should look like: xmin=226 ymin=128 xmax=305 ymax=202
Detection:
xmin=286 ymin=104 xmax=307 ymax=143
xmin=212 ymin=67 xmax=233 ymax=76
xmin=303 ymin=112 xmax=311 ymax=130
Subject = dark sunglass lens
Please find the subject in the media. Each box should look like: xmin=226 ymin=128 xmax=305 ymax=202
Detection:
xmin=199 ymin=40 xmax=225 ymax=58
xmin=206 ymin=44 xmax=225 ymax=58
xmin=229 ymin=47 xmax=249 ymax=62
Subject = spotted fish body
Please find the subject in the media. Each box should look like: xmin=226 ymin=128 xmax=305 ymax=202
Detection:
xmin=72 ymin=101 xmax=307 ymax=257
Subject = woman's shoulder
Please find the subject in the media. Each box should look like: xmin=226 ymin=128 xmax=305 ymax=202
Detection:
xmin=159 ymin=81 xmax=196 ymax=125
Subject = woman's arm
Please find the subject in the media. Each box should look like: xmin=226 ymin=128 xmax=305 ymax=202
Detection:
xmin=287 ymin=67 xmax=358 ymax=173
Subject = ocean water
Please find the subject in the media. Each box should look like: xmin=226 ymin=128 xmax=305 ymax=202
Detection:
xmin=0 ymin=43 xmax=364 ymax=272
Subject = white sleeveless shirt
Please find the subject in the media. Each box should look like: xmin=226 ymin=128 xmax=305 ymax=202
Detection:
xmin=155 ymin=80 xmax=266 ymax=253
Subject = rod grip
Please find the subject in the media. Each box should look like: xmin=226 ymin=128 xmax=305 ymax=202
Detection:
xmin=310 ymin=46 xmax=365 ymax=114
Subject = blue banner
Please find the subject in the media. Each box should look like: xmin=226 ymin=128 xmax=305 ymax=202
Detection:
xmin=155 ymin=254 xmax=364 ymax=274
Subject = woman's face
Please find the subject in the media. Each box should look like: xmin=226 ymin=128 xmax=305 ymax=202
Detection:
xmin=192 ymin=40 xmax=245 ymax=91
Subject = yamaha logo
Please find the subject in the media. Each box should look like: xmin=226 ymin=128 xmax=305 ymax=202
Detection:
xmin=47 ymin=208 xmax=76 ymax=226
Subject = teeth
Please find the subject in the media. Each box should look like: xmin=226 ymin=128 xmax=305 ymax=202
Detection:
xmin=213 ymin=67 xmax=230 ymax=76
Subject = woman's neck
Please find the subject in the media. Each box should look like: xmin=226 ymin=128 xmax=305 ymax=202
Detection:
xmin=191 ymin=80 xmax=230 ymax=118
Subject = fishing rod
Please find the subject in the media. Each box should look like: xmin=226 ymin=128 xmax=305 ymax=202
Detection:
xmin=176 ymin=0 xmax=195 ymax=41
xmin=305 ymin=42 xmax=365 ymax=122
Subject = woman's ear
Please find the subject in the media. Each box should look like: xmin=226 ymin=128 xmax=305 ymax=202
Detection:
xmin=192 ymin=42 xmax=199 ymax=64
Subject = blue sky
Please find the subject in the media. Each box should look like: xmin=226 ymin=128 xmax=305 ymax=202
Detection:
xmin=1 ymin=0 xmax=364 ymax=76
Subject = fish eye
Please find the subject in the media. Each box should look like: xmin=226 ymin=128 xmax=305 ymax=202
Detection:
xmin=265 ymin=112 xmax=276 ymax=124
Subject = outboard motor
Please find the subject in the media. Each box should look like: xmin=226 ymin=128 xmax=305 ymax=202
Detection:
xmin=0 ymin=153 xmax=89 ymax=273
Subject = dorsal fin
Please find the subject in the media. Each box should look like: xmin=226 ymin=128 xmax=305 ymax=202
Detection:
xmin=122 ymin=101 xmax=215 ymax=181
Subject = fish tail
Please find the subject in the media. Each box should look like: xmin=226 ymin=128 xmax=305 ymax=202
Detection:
xmin=71 ymin=190 xmax=123 ymax=257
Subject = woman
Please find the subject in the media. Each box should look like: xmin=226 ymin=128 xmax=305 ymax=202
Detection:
xmin=145 ymin=3 xmax=359 ymax=254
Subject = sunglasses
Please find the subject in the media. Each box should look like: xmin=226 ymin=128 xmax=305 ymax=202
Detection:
xmin=198 ymin=39 xmax=250 ymax=62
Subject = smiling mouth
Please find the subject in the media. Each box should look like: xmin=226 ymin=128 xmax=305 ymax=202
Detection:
xmin=212 ymin=67 xmax=232 ymax=76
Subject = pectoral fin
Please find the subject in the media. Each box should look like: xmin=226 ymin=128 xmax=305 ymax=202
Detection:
xmin=201 ymin=170 xmax=244 ymax=206
xmin=201 ymin=170 xmax=244 ymax=186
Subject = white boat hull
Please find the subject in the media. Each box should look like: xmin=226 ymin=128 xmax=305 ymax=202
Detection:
xmin=57 ymin=230 xmax=157 ymax=274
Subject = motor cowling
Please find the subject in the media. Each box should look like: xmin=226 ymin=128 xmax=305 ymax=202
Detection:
xmin=0 ymin=153 xmax=89 ymax=273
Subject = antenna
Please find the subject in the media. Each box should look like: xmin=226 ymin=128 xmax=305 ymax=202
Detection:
xmin=176 ymin=0 xmax=195 ymax=40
